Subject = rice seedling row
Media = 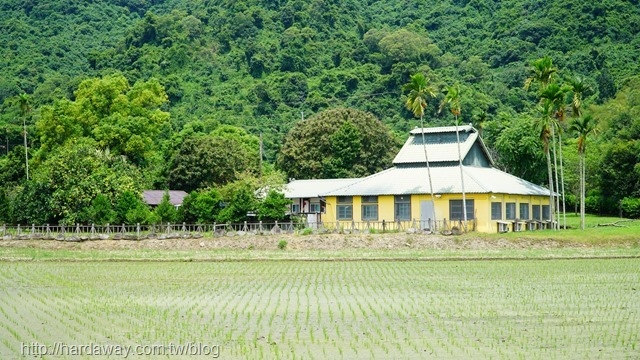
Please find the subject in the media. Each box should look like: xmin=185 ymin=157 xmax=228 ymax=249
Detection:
xmin=0 ymin=259 xmax=639 ymax=358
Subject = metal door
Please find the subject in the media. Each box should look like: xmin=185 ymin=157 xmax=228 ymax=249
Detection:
xmin=420 ymin=200 xmax=435 ymax=230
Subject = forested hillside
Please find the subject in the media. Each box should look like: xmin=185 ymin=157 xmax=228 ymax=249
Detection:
xmin=1 ymin=0 xmax=639 ymax=224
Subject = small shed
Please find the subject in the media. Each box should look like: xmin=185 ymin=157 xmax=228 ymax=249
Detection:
xmin=142 ymin=190 xmax=188 ymax=208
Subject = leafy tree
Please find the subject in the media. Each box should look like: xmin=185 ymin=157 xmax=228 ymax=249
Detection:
xmin=126 ymin=202 xmax=153 ymax=225
xmin=115 ymin=191 xmax=145 ymax=224
xmin=36 ymin=74 xmax=170 ymax=166
xmin=403 ymin=73 xmax=439 ymax=223
xmin=322 ymin=122 xmax=362 ymax=178
xmin=169 ymin=129 xmax=260 ymax=192
xmin=217 ymin=180 xmax=258 ymax=224
xmin=620 ymin=197 xmax=640 ymax=219
xmin=153 ymin=191 xmax=178 ymax=224
xmin=489 ymin=113 xmax=547 ymax=185
xmin=377 ymin=29 xmax=441 ymax=70
xmin=180 ymin=189 xmax=223 ymax=223
xmin=258 ymin=190 xmax=290 ymax=222
xmin=600 ymin=141 xmax=640 ymax=204
xmin=278 ymin=107 xmax=399 ymax=179
xmin=32 ymin=138 xmax=142 ymax=224
xmin=9 ymin=181 xmax=55 ymax=225
xmin=0 ymin=188 xmax=9 ymax=223
xmin=0 ymin=146 xmax=28 ymax=187
xmin=86 ymin=194 xmax=116 ymax=225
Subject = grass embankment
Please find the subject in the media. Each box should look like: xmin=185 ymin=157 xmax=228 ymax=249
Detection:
xmin=0 ymin=215 xmax=637 ymax=262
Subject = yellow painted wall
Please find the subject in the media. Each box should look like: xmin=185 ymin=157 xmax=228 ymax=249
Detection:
xmin=324 ymin=194 xmax=550 ymax=233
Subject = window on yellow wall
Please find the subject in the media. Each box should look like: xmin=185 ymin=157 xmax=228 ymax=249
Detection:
xmin=491 ymin=202 xmax=502 ymax=220
xmin=394 ymin=195 xmax=411 ymax=220
xmin=532 ymin=205 xmax=541 ymax=220
xmin=506 ymin=202 xmax=516 ymax=220
xmin=542 ymin=205 xmax=550 ymax=220
xmin=519 ymin=203 xmax=530 ymax=220
xmin=449 ymin=200 xmax=475 ymax=220
xmin=337 ymin=196 xmax=353 ymax=220
xmin=361 ymin=196 xmax=378 ymax=221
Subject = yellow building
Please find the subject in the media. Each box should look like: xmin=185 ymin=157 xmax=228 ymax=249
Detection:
xmin=313 ymin=126 xmax=553 ymax=233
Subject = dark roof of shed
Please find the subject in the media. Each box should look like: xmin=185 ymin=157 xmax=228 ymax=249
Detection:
xmin=142 ymin=190 xmax=188 ymax=206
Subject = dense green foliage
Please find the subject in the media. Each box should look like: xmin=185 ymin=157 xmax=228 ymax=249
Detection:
xmin=278 ymin=107 xmax=400 ymax=179
xmin=179 ymin=188 xmax=223 ymax=224
xmin=152 ymin=191 xmax=178 ymax=224
xmin=168 ymin=127 xmax=259 ymax=192
xmin=1 ymin=0 xmax=640 ymax=222
xmin=258 ymin=190 xmax=290 ymax=222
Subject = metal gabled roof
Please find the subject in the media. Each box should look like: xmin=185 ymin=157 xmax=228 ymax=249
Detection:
xmin=321 ymin=166 xmax=551 ymax=197
xmin=283 ymin=178 xmax=361 ymax=199
xmin=394 ymin=125 xmax=494 ymax=166
xmin=408 ymin=124 xmax=474 ymax=135
xmin=143 ymin=190 xmax=188 ymax=206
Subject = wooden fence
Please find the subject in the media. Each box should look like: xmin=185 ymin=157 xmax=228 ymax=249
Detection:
xmin=0 ymin=218 xmax=476 ymax=241
xmin=0 ymin=221 xmax=300 ymax=241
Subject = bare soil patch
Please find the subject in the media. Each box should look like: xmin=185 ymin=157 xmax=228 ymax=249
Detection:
xmin=0 ymin=233 xmax=587 ymax=252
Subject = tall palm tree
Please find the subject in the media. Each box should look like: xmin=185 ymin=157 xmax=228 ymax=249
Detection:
xmin=524 ymin=56 xmax=558 ymax=91
xmin=18 ymin=93 xmax=31 ymax=181
xmin=403 ymin=73 xmax=438 ymax=230
xmin=472 ymin=110 xmax=488 ymax=138
xmin=540 ymin=82 xmax=569 ymax=229
xmin=568 ymin=76 xmax=590 ymax=118
xmin=568 ymin=76 xmax=590 ymax=223
xmin=569 ymin=115 xmax=597 ymax=230
xmin=525 ymin=56 xmax=559 ymax=229
xmin=538 ymin=100 xmax=556 ymax=229
xmin=439 ymin=84 xmax=467 ymax=231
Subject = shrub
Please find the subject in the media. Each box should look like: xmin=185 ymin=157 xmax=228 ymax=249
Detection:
xmin=585 ymin=195 xmax=602 ymax=214
xmin=85 ymin=194 xmax=116 ymax=225
xmin=301 ymin=228 xmax=313 ymax=235
xmin=258 ymin=190 xmax=290 ymax=222
xmin=217 ymin=180 xmax=258 ymax=223
xmin=278 ymin=239 xmax=287 ymax=250
xmin=154 ymin=191 xmax=178 ymax=223
xmin=126 ymin=203 xmax=152 ymax=224
xmin=115 ymin=191 xmax=145 ymax=224
xmin=621 ymin=197 xmax=640 ymax=219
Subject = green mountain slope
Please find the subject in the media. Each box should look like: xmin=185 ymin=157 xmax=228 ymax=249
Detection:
xmin=0 ymin=0 xmax=639 ymax=222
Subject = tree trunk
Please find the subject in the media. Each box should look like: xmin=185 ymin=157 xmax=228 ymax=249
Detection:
xmin=455 ymin=119 xmax=467 ymax=231
xmin=550 ymin=125 xmax=559 ymax=230
xmin=580 ymin=152 xmax=586 ymax=230
xmin=420 ymin=116 xmax=437 ymax=231
xmin=546 ymin=147 xmax=555 ymax=230
xmin=558 ymin=132 xmax=566 ymax=229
